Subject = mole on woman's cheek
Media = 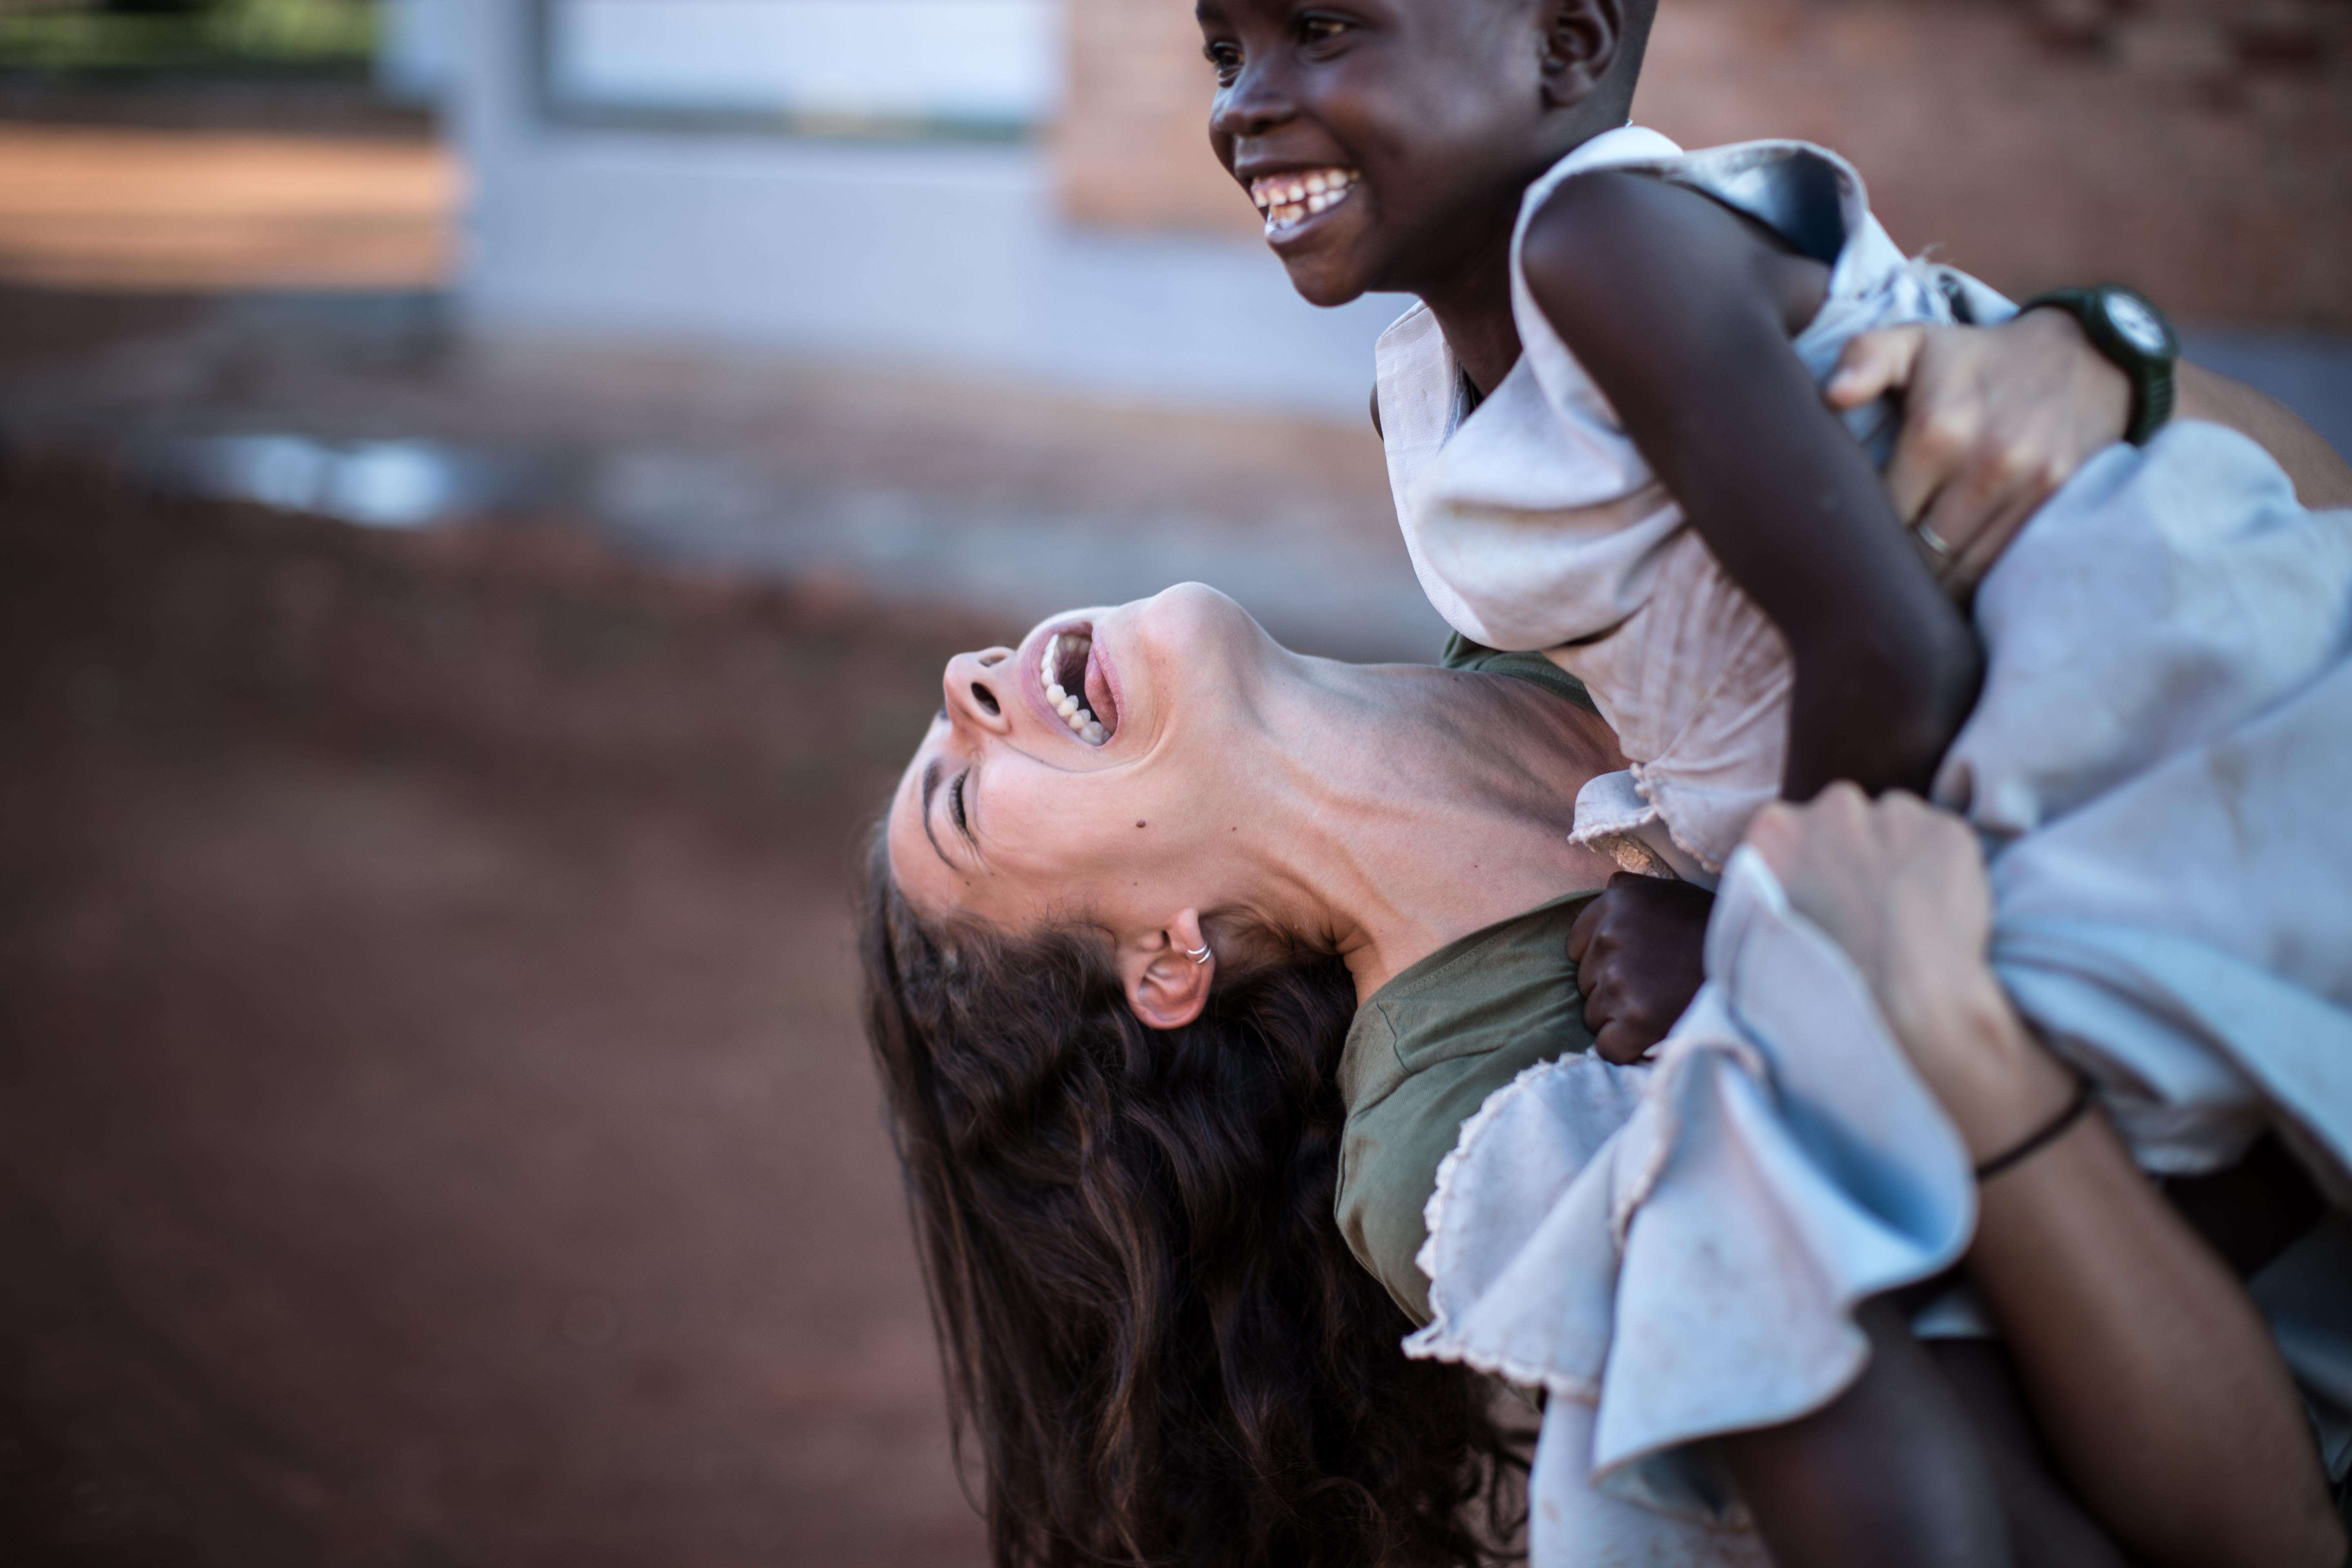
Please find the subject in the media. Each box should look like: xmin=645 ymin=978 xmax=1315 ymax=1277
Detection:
xmin=1136 ymin=821 xmax=1147 ymax=829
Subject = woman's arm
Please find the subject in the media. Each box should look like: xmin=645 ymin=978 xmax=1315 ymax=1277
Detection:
xmin=1749 ymin=788 xmax=2346 ymax=1568
xmin=1522 ymin=171 xmax=1982 ymax=801
xmin=2178 ymin=359 xmax=2352 ymax=508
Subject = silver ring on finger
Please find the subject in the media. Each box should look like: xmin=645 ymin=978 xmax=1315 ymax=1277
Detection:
xmin=1913 ymin=521 xmax=1954 ymax=563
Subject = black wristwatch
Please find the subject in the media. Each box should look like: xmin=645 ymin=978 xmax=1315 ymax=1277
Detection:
xmin=2019 ymin=285 xmax=2179 ymax=445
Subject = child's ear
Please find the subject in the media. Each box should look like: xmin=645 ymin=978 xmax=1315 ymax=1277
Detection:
xmin=1537 ymin=0 xmax=1624 ymax=110
xmin=1120 ymin=911 xmax=1215 ymax=1031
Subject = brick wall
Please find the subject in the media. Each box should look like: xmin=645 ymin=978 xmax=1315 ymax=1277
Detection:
xmin=1054 ymin=0 xmax=2352 ymax=327
xmin=1057 ymin=0 xmax=1257 ymax=234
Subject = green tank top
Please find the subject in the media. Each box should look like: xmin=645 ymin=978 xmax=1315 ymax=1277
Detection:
xmin=1335 ymin=889 xmax=1603 ymax=1325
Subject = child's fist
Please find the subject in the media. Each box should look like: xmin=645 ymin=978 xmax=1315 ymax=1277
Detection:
xmin=1566 ymin=872 xmax=1713 ymax=1064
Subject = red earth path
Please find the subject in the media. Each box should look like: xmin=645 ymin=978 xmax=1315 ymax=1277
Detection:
xmin=0 ymin=428 xmax=993 ymax=1566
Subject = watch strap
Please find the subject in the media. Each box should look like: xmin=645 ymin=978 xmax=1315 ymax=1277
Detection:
xmin=2020 ymin=285 xmax=2178 ymax=446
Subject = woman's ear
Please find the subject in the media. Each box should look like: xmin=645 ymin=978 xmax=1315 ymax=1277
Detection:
xmin=1120 ymin=910 xmax=1215 ymax=1031
xmin=1537 ymin=0 xmax=1623 ymax=110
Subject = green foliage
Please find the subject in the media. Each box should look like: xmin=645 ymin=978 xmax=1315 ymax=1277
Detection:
xmin=0 ymin=0 xmax=376 ymax=74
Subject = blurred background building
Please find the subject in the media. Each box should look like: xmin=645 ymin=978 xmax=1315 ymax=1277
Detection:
xmin=0 ymin=3 xmax=2345 ymax=1566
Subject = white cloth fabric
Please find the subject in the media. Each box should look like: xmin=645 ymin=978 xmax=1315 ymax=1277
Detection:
xmin=1376 ymin=127 xmax=2010 ymax=879
xmin=1958 ymin=422 xmax=2352 ymax=1194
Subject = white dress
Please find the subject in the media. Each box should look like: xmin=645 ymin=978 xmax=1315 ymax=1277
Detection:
xmin=1378 ymin=127 xmax=2352 ymax=1566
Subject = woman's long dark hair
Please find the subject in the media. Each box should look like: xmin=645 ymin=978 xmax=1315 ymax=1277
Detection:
xmin=860 ymin=834 xmax=1526 ymax=1568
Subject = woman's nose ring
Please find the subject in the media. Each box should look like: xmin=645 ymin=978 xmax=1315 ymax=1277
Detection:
xmin=1183 ymin=942 xmax=1212 ymax=964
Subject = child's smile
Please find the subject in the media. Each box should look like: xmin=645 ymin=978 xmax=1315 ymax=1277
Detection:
xmin=1247 ymin=165 xmax=1361 ymax=242
xmin=1198 ymin=0 xmax=1604 ymax=310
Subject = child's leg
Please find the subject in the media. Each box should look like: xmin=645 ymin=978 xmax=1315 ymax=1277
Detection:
xmin=1714 ymin=1294 xmax=2126 ymax=1568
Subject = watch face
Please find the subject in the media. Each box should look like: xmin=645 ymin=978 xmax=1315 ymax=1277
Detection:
xmin=2104 ymin=290 xmax=2172 ymax=358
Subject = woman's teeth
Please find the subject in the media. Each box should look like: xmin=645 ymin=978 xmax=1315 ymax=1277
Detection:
xmin=1040 ymin=632 xmax=1108 ymax=746
xmin=1249 ymin=167 xmax=1359 ymax=236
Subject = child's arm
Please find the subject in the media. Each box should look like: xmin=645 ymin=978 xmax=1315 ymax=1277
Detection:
xmin=1522 ymin=170 xmax=1982 ymax=800
xmin=1713 ymin=1294 xmax=2018 ymax=1568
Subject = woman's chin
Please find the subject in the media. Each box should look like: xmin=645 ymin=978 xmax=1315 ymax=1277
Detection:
xmin=1128 ymin=584 xmax=1270 ymax=702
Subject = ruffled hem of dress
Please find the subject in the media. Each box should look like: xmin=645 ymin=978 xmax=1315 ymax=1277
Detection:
xmin=1407 ymin=851 xmax=1980 ymax=1459
xmin=1404 ymin=1054 xmax=1608 ymax=1403
xmin=1627 ymin=761 xmax=1732 ymax=877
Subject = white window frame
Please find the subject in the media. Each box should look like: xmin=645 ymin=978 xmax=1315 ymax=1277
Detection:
xmin=529 ymin=0 xmax=1062 ymax=142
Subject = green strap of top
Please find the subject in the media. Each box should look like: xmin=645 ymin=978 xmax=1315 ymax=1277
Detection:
xmin=1440 ymin=630 xmax=1600 ymax=716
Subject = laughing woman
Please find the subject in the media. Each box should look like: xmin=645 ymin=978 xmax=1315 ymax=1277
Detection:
xmin=862 ymin=577 xmax=2337 ymax=1568
xmin=858 ymin=313 xmax=2351 ymax=1566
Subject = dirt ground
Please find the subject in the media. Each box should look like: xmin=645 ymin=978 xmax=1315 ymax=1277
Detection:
xmin=0 ymin=296 xmax=1001 ymax=1563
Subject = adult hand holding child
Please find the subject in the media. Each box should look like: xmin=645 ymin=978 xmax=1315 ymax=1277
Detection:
xmin=1829 ymin=311 xmax=2134 ymax=597
xmin=1831 ymin=310 xmax=2352 ymax=595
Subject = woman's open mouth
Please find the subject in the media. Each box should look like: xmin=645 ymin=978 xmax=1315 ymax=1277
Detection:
xmin=1038 ymin=624 xmax=1118 ymax=747
xmin=1249 ymin=166 xmax=1360 ymax=241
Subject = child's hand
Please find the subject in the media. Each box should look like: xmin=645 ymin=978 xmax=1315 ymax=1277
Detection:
xmin=1826 ymin=311 xmax=2130 ymax=597
xmin=1566 ymin=873 xmax=1713 ymax=1064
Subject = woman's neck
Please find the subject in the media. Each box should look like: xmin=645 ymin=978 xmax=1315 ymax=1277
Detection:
xmin=1232 ymin=654 xmax=1623 ymax=1002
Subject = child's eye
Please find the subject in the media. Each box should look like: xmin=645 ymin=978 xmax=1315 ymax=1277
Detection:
xmin=1296 ymin=15 xmax=1350 ymax=49
xmin=1203 ymin=39 xmax=1242 ymax=85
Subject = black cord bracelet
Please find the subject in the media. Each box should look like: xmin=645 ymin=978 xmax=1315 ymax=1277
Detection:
xmin=1973 ymin=1072 xmax=2097 ymax=1183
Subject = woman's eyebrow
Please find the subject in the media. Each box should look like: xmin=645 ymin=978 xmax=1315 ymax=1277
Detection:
xmin=919 ymin=758 xmax=959 ymax=872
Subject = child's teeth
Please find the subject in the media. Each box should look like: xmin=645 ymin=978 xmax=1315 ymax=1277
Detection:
xmin=1255 ymin=168 xmax=1356 ymax=234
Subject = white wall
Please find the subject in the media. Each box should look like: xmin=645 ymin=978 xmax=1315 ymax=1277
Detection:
xmin=449 ymin=0 xmax=1398 ymax=417
xmin=546 ymin=0 xmax=1060 ymax=129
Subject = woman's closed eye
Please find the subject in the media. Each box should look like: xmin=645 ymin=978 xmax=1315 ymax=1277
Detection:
xmin=949 ymin=769 xmax=975 ymax=842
